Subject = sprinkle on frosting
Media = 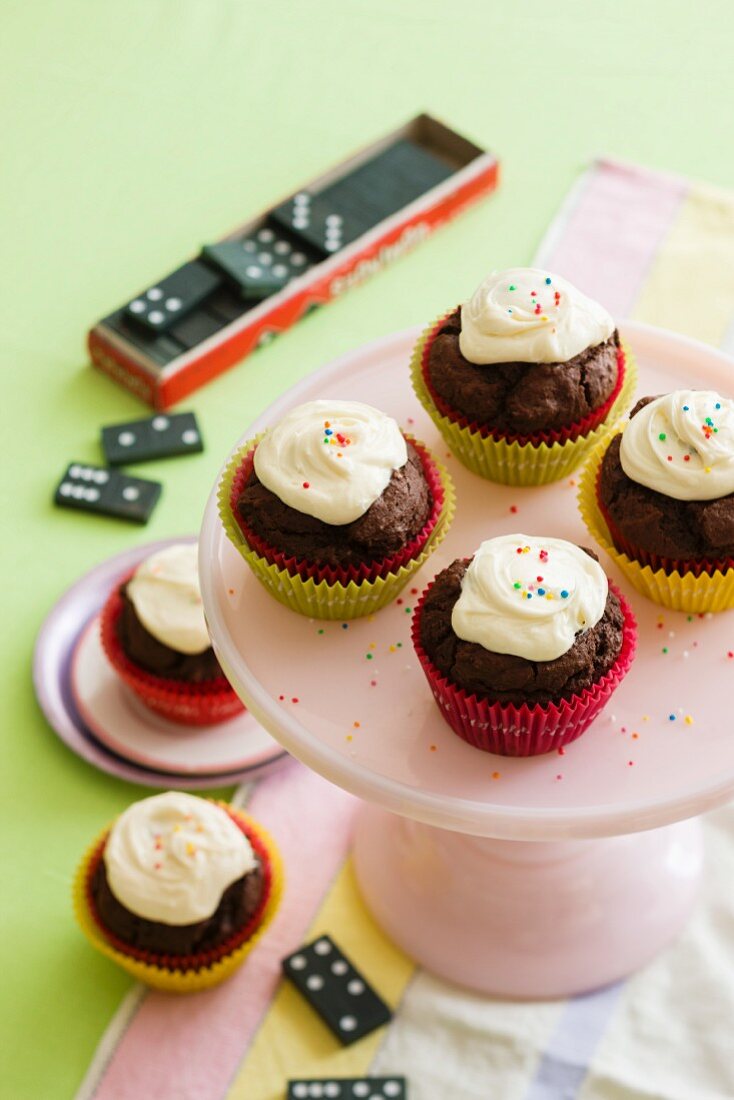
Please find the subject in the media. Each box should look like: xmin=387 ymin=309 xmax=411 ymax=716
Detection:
xmin=104 ymin=792 xmax=256 ymax=925
xmin=127 ymin=544 xmax=211 ymax=655
xmin=620 ymin=390 xmax=734 ymax=501
xmin=458 ymin=267 xmax=614 ymax=365
xmin=451 ymin=535 xmax=608 ymax=661
xmin=253 ymin=399 xmax=408 ymax=525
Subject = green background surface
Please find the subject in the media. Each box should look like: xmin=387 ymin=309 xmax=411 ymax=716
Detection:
xmin=2 ymin=2 xmax=733 ymax=1096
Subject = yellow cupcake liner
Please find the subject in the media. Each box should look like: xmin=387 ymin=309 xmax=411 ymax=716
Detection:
xmin=410 ymin=320 xmax=637 ymax=486
xmin=73 ymin=805 xmax=284 ymax=994
xmin=218 ymin=436 xmax=455 ymax=620
xmin=579 ymin=434 xmax=734 ymax=613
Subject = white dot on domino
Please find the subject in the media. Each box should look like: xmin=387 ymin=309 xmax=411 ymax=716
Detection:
xmin=93 ymin=470 xmax=109 ymax=484
xmin=118 ymin=432 xmax=136 ymax=447
xmin=347 ymin=979 xmax=365 ymax=995
xmin=383 ymin=1085 xmax=401 ymax=1098
xmin=242 ymin=240 xmax=256 ymax=252
xmin=272 ymin=264 xmax=288 ymax=278
xmin=59 ymin=483 xmax=72 ymax=497
xmin=291 ymin=1087 xmax=308 ymax=1099
xmin=339 ymin=1015 xmax=357 ymax=1032
xmin=146 ymin=287 xmax=163 ymax=301
xmin=152 ymin=417 xmax=169 ymax=431
xmin=129 ymin=299 xmax=145 ymax=313
xmin=274 ymin=240 xmax=291 ymax=255
xmin=289 ymin=954 xmax=307 ymax=970
xmin=122 ymin=487 xmax=140 ymax=501
xmin=352 ymin=1085 xmax=369 ymax=1098
xmin=306 ymin=974 xmax=324 ymax=991
xmin=324 ymin=1085 xmax=341 ymax=1098
xmin=69 ymin=465 xmax=82 ymax=478
xmin=313 ymin=939 xmax=332 ymax=956
xmin=308 ymin=1086 xmax=324 ymax=1098
xmin=293 ymin=216 xmax=309 ymax=230
xmin=148 ymin=310 xmax=165 ymax=324
xmin=165 ymin=298 xmax=182 ymax=311
xmin=291 ymin=253 xmax=307 ymax=266
xmin=326 ymin=214 xmax=342 ymax=227
xmin=182 ymin=430 xmax=199 ymax=445
xmin=331 ymin=960 xmax=348 ymax=976
xmin=245 ymin=265 xmax=262 ymax=278
xmin=257 ymin=228 xmax=275 ymax=243
xmin=258 ymin=252 xmax=272 ymax=265
xmin=83 ymin=488 xmax=100 ymax=502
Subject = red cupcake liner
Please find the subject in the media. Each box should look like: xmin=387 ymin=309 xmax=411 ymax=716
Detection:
xmin=421 ymin=311 xmax=627 ymax=447
xmin=594 ymin=463 xmax=733 ymax=579
xmin=100 ymin=584 xmax=244 ymax=727
xmin=84 ymin=808 xmax=273 ymax=973
xmin=230 ymin=435 xmax=446 ymax=586
xmin=411 ymin=581 xmax=637 ymax=757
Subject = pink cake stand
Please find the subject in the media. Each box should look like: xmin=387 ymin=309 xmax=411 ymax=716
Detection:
xmin=199 ymin=321 xmax=734 ymax=998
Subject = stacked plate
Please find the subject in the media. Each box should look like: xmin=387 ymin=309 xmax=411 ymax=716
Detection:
xmin=33 ymin=539 xmax=286 ymax=789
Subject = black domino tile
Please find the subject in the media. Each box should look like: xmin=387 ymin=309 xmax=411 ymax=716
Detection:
xmin=124 ymin=260 xmax=222 ymax=334
xmin=203 ymin=224 xmax=320 ymax=300
xmin=287 ymin=1077 xmax=406 ymax=1099
xmin=167 ymin=309 xmax=227 ymax=350
xmin=54 ymin=464 xmax=161 ymax=524
xmin=101 ymin=412 xmax=203 ymax=466
xmin=282 ymin=935 xmax=391 ymax=1045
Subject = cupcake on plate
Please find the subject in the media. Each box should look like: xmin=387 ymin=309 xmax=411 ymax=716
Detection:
xmin=580 ymin=389 xmax=734 ymax=612
xmin=410 ymin=267 xmax=636 ymax=485
xmin=219 ymin=399 xmax=454 ymax=620
xmin=412 ymin=534 xmax=636 ymax=756
xmin=73 ymin=792 xmax=282 ymax=992
xmin=101 ymin=543 xmax=243 ymax=726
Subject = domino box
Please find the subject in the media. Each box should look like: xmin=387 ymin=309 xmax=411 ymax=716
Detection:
xmin=88 ymin=114 xmax=498 ymax=409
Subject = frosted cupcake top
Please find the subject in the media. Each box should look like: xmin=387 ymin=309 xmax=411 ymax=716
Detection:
xmin=620 ymin=390 xmax=734 ymax=502
xmin=127 ymin=544 xmax=210 ymax=655
xmin=459 ymin=268 xmax=614 ymax=366
xmin=104 ymin=792 xmax=257 ymax=925
xmin=253 ymin=399 xmax=408 ymax=525
xmin=451 ymin=535 xmax=608 ymax=662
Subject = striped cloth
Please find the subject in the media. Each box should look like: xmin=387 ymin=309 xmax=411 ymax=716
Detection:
xmin=76 ymin=159 xmax=734 ymax=1100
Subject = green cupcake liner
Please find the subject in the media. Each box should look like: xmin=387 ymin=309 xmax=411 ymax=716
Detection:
xmin=410 ymin=320 xmax=638 ymax=486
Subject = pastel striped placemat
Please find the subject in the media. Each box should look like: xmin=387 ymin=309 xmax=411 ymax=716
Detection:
xmin=76 ymin=158 xmax=734 ymax=1100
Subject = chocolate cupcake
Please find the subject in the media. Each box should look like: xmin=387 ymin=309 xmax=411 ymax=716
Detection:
xmin=74 ymin=793 xmax=282 ymax=992
xmin=100 ymin=543 xmax=244 ymax=725
xmin=411 ymin=268 xmax=636 ymax=485
xmin=599 ymin=391 xmax=734 ymax=569
xmin=412 ymin=535 xmax=636 ymax=756
xmin=219 ymin=399 xmax=454 ymax=620
xmin=580 ymin=389 xmax=734 ymax=612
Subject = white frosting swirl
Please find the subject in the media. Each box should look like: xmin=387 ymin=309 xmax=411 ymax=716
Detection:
xmin=253 ymin=399 xmax=408 ymax=525
xmin=459 ymin=268 xmax=614 ymax=365
xmin=104 ymin=792 xmax=256 ymax=925
xmin=620 ymin=390 xmax=734 ymax=502
xmin=451 ymin=535 xmax=608 ymax=662
xmin=127 ymin=544 xmax=211 ymax=655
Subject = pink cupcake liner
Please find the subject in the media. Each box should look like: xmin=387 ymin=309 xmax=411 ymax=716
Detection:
xmin=84 ymin=809 xmax=274 ymax=972
xmin=411 ymin=581 xmax=637 ymax=757
xmin=421 ymin=311 xmax=628 ymax=447
xmin=100 ymin=585 xmax=244 ymax=727
xmin=595 ymin=465 xmax=732 ymax=579
xmin=230 ymin=436 xmax=445 ymax=586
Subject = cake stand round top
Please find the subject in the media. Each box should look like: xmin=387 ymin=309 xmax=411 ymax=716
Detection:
xmin=200 ymin=321 xmax=734 ymax=841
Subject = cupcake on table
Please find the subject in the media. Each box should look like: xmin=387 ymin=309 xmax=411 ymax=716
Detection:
xmin=73 ymin=792 xmax=282 ymax=992
xmin=580 ymin=389 xmax=734 ymax=612
xmin=101 ymin=543 xmax=244 ymax=726
xmin=219 ymin=399 xmax=454 ymax=620
xmin=411 ymin=267 xmax=636 ymax=485
xmin=412 ymin=534 xmax=637 ymax=756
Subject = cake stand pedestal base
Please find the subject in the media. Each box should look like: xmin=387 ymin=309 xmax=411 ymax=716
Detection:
xmin=353 ymin=806 xmax=703 ymax=998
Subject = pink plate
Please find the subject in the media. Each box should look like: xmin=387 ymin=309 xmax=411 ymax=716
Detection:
xmin=33 ymin=536 xmax=286 ymax=789
xmin=71 ymin=615 xmax=280 ymax=777
xmin=200 ymin=322 xmax=734 ymax=841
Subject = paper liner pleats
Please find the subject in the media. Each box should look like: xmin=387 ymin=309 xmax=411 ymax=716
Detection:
xmin=218 ymin=434 xmax=455 ymax=620
xmin=73 ymin=805 xmax=283 ymax=993
xmin=411 ymin=582 xmax=637 ymax=757
xmin=410 ymin=313 xmax=637 ymax=486
xmin=101 ymin=586 xmax=244 ymax=726
xmin=579 ymin=435 xmax=734 ymax=613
